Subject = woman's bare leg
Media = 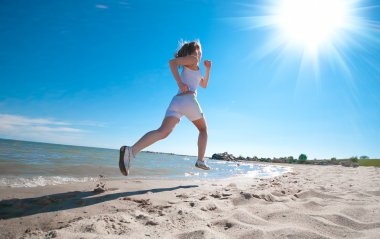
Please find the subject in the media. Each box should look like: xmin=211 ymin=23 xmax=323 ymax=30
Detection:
xmin=192 ymin=117 xmax=208 ymax=161
xmin=131 ymin=116 xmax=180 ymax=156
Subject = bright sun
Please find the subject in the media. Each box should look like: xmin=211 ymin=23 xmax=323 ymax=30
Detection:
xmin=275 ymin=0 xmax=348 ymax=52
xmin=235 ymin=0 xmax=378 ymax=80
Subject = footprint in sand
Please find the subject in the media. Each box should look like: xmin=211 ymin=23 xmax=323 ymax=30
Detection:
xmin=177 ymin=230 xmax=207 ymax=239
xmin=176 ymin=193 xmax=190 ymax=199
xmin=203 ymin=203 xmax=218 ymax=211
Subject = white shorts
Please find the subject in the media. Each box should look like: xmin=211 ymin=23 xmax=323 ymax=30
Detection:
xmin=165 ymin=94 xmax=204 ymax=121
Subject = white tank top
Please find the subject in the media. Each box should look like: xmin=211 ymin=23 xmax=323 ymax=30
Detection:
xmin=178 ymin=66 xmax=202 ymax=94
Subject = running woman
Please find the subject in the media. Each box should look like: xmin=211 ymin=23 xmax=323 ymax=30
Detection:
xmin=119 ymin=40 xmax=212 ymax=176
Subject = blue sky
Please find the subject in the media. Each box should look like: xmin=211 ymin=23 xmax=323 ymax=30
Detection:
xmin=1 ymin=0 xmax=379 ymax=159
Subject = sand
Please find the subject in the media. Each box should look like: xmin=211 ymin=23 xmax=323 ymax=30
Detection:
xmin=1 ymin=163 xmax=379 ymax=239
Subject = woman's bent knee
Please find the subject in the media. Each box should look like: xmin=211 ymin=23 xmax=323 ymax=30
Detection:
xmin=199 ymin=127 xmax=207 ymax=133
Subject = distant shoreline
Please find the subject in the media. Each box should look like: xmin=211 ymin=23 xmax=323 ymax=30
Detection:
xmin=211 ymin=152 xmax=380 ymax=167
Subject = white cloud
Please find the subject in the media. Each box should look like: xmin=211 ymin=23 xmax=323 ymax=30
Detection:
xmin=0 ymin=114 xmax=69 ymax=127
xmin=0 ymin=114 xmax=86 ymax=144
xmin=95 ymin=4 xmax=108 ymax=9
xmin=32 ymin=126 xmax=83 ymax=133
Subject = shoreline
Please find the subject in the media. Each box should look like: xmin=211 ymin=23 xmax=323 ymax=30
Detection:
xmin=1 ymin=164 xmax=379 ymax=238
xmin=0 ymin=161 xmax=293 ymax=188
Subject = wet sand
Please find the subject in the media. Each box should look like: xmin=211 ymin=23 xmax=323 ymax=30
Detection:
xmin=1 ymin=163 xmax=379 ymax=239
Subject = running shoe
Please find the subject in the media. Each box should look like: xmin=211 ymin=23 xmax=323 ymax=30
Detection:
xmin=195 ymin=160 xmax=210 ymax=170
xmin=119 ymin=146 xmax=134 ymax=176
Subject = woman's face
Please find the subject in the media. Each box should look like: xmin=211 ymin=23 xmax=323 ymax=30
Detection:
xmin=193 ymin=46 xmax=202 ymax=63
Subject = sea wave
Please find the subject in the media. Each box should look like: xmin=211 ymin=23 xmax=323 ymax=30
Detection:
xmin=243 ymin=164 xmax=292 ymax=178
xmin=0 ymin=176 xmax=97 ymax=188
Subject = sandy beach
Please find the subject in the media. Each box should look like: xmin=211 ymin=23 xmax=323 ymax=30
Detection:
xmin=1 ymin=163 xmax=379 ymax=239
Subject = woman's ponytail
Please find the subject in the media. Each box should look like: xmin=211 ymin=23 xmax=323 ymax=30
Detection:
xmin=174 ymin=40 xmax=201 ymax=58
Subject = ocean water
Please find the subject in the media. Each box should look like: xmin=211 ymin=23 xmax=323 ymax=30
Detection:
xmin=0 ymin=138 xmax=291 ymax=187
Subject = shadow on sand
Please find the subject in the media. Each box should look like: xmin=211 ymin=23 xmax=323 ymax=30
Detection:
xmin=0 ymin=185 xmax=198 ymax=220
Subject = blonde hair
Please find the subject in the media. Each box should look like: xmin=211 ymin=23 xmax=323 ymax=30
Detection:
xmin=174 ymin=39 xmax=202 ymax=58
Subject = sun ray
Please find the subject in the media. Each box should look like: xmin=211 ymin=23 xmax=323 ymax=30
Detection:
xmin=228 ymin=0 xmax=380 ymax=83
